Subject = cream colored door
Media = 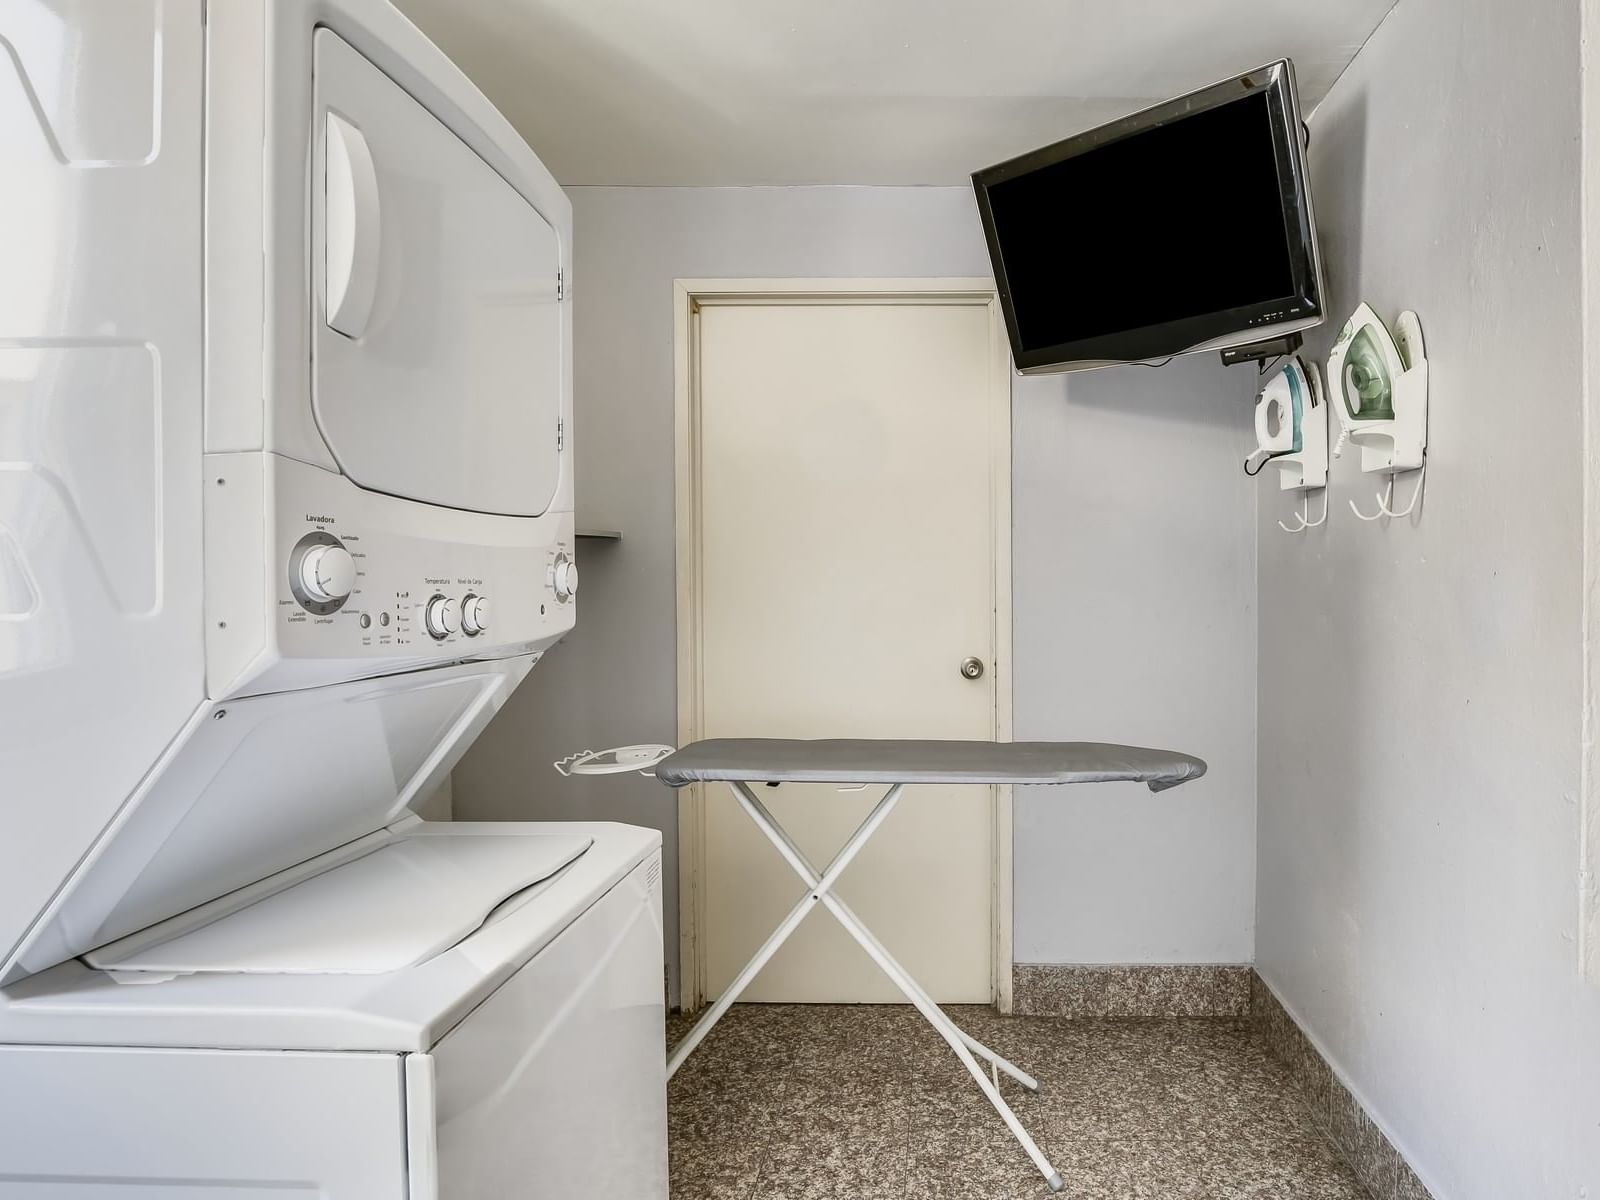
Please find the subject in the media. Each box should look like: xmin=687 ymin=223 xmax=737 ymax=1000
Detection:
xmin=685 ymin=288 xmax=1008 ymax=1004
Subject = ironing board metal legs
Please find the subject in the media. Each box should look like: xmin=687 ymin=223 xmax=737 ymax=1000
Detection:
xmin=665 ymin=781 xmax=1063 ymax=1194
xmin=664 ymin=782 xmax=905 ymax=1074
xmin=732 ymin=785 xmax=1042 ymax=1094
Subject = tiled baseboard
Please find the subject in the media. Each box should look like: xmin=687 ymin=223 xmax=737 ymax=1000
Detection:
xmin=1012 ymin=963 xmax=1252 ymax=1017
xmin=1249 ymin=973 xmax=1435 ymax=1200
xmin=1012 ymin=964 xmax=1437 ymax=1199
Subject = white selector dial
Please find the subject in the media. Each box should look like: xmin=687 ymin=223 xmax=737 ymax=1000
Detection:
xmin=461 ymin=595 xmax=489 ymax=635
xmin=424 ymin=595 xmax=461 ymax=639
xmin=298 ymin=544 xmax=357 ymax=604
xmin=552 ymin=555 xmax=578 ymax=602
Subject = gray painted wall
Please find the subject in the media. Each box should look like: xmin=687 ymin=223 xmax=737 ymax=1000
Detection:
xmin=454 ymin=185 xmax=1259 ymax=995
xmin=1013 ymin=356 xmax=1257 ymax=964
xmin=415 ymin=776 xmax=452 ymax=822
xmin=1256 ymin=1 xmax=1600 ymax=1197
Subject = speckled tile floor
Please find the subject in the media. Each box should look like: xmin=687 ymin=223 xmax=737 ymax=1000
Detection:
xmin=666 ymin=1005 xmax=1368 ymax=1200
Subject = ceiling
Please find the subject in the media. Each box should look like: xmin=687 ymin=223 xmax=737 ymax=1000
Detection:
xmin=391 ymin=0 xmax=1398 ymax=186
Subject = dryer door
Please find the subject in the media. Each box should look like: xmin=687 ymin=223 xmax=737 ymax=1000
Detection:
xmin=311 ymin=30 xmax=562 ymax=518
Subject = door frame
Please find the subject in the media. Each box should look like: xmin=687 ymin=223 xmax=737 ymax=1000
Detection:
xmin=672 ymin=278 xmax=1015 ymax=1013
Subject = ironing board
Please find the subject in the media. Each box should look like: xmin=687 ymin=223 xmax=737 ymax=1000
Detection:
xmin=655 ymin=738 xmax=1207 ymax=1194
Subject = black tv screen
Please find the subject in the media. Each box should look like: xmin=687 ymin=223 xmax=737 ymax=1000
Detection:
xmin=972 ymin=61 xmax=1323 ymax=373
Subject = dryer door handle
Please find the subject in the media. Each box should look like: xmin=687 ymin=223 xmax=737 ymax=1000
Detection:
xmin=324 ymin=112 xmax=381 ymax=339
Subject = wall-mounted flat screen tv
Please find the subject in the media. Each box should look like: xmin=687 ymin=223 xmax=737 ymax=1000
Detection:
xmin=972 ymin=59 xmax=1324 ymax=374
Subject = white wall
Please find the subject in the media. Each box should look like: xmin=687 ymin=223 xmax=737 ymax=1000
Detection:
xmin=454 ymin=185 xmax=1259 ymax=993
xmin=1581 ymin=0 xmax=1600 ymax=993
xmin=1256 ymin=1 xmax=1600 ymax=1196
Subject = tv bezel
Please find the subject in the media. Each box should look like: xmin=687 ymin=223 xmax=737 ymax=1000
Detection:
xmin=972 ymin=59 xmax=1324 ymax=374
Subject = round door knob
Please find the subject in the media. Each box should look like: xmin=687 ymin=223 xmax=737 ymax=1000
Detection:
xmin=299 ymin=543 xmax=356 ymax=604
xmin=551 ymin=553 xmax=578 ymax=602
xmin=959 ymin=656 xmax=985 ymax=680
xmin=424 ymin=594 xmax=461 ymax=639
xmin=461 ymin=594 xmax=490 ymax=636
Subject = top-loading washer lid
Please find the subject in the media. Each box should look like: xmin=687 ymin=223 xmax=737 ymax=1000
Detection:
xmin=86 ymin=832 xmax=591 ymax=976
xmin=2 ymin=660 xmax=531 ymax=988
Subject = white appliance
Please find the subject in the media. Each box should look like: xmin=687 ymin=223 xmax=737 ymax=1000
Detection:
xmin=0 ymin=1 xmax=668 ymax=1195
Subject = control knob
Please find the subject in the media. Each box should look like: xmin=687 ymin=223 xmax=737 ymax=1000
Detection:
xmin=551 ymin=553 xmax=578 ymax=603
xmin=424 ymin=594 xmax=461 ymax=639
xmin=298 ymin=542 xmax=356 ymax=605
xmin=462 ymin=594 xmax=490 ymax=636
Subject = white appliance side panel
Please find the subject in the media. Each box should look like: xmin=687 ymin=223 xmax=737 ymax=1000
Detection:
xmin=310 ymin=29 xmax=562 ymax=518
xmin=203 ymin=0 xmax=272 ymax=456
xmin=0 ymin=1 xmax=208 ymax=974
xmin=432 ymin=854 xmax=669 ymax=1200
xmin=0 ymin=1046 xmax=406 ymax=1197
xmin=5 ymin=659 xmax=530 ymax=985
xmin=406 ymin=1054 xmax=441 ymax=1200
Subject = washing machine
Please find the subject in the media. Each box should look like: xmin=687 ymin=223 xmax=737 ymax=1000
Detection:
xmin=0 ymin=1 xmax=667 ymax=1194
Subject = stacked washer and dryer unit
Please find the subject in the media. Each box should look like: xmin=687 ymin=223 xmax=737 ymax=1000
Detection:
xmin=0 ymin=1 xmax=667 ymax=1194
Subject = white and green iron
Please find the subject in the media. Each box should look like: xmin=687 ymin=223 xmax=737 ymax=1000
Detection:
xmin=1246 ymin=356 xmax=1328 ymax=532
xmin=1247 ymin=356 xmax=1327 ymax=487
xmin=1327 ymin=303 xmax=1428 ymax=474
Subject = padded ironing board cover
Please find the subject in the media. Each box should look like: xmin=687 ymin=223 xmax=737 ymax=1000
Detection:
xmin=655 ymin=740 xmax=1205 ymax=793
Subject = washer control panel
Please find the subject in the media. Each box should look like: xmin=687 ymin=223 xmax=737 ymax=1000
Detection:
xmin=208 ymin=452 xmax=576 ymax=698
xmin=276 ymin=507 xmax=574 ymax=662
